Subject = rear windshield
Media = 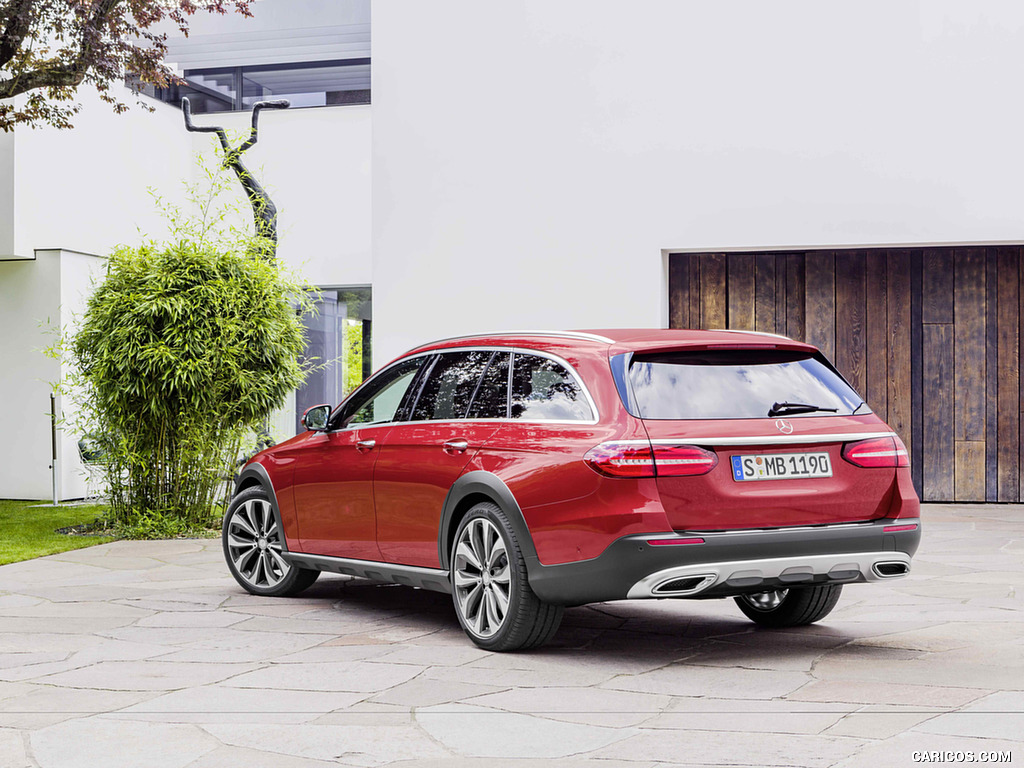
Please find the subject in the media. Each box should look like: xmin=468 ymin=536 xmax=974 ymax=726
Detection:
xmin=627 ymin=349 xmax=863 ymax=420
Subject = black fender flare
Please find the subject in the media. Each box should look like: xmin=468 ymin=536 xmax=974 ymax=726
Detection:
xmin=234 ymin=463 xmax=289 ymax=553
xmin=437 ymin=470 xmax=540 ymax=576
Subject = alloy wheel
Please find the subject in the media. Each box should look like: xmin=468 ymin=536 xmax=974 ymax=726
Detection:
xmin=453 ymin=516 xmax=512 ymax=638
xmin=226 ymin=498 xmax=290 ymax=589
xmin=740 ymin=589 xmax=789 ymax=612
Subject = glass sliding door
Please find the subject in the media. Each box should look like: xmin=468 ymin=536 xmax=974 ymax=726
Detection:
xmin=295 ymin=287 xmax=372 ymax=435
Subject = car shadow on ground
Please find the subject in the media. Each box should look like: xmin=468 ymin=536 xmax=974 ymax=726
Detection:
xmin=279 ymin=574 xmax=868 ymax=665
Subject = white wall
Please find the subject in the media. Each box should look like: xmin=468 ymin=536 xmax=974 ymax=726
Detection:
xmin=0 ymin=252 xmax=61 ymax=499
xmin=0 ymin=249 xmax=106 ymax=501
xmin=187 ymin=104 xmax=372 ymax=287
xmin=57 ymin=250 xmax=108 ymax=500
xmin=11 ymin=81 xmax=372 ymax=286
xmin=371 ymin=0 xmax=1024 ymax=364
xmin=0 ymin=131 xmax=15 ymax=257
xmin=13 ymin=87 xmax=193 ymax=258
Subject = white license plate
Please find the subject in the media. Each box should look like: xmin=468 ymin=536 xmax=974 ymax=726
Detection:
xmin=730 ymin=452 xmax=833 ymax=481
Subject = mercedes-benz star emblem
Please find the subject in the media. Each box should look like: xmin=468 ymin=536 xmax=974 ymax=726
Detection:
xmin=775 ymin=419 xmax=794 ymax=434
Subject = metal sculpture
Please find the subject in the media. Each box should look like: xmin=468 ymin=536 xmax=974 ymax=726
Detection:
xmin=181 ymin=96 xmax=289 ymax=259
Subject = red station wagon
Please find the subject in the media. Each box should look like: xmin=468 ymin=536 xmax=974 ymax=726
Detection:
xmin=223 ymin=329 xmax=921 ymax=651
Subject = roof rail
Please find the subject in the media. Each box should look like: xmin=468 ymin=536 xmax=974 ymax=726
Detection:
xmin=427 ymin=330 xmax=615 ymax=345
xmin=708 ymin=328 xmax=792 ymax=341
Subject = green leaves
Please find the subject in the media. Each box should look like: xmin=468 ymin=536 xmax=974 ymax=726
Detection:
xmin=72 ymin=236 xmax=310 ymax=530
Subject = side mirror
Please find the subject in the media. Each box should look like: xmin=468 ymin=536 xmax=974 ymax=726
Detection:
xmin=301 ymin=404 xmax=331 ymax=432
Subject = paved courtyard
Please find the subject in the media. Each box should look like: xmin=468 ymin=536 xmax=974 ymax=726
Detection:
xmin=0 ymin=504 xmax=1021 ymax=768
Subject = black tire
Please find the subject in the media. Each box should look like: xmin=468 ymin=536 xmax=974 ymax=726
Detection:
xmin=734 ymin=584 xmax=843 ymax=628
xmin=450 ymin=502 xmax=563 ymax=652
xmin=223 ymin=486 xmax=320 ymax=597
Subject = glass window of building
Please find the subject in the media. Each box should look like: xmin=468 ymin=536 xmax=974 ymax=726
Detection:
xmin=295 ymin=287 xmax=372 ymax=434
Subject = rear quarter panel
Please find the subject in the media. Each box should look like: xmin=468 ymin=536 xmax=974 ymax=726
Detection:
xmin=464 ymin=344 xmax=673 ymax=565
xmin=468 ymin=420 xmax=669 ymax=565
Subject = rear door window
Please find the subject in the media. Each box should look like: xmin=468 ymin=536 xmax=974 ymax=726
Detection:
xmin=627 ymin=349 xmax=862 ymax=420
xmin=410 ymin=351 xmax=492 ymax=421
xmin=510 ymin=353 xmax=593 ymax=421
xmin=467 ymin=352 xmax=510 ymax=419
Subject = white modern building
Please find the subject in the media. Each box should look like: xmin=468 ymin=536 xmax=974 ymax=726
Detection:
xmin=1 ymin=0 xmax=372 ymax=499
xmin=4 ymin=1 xmax=1024 ymax=502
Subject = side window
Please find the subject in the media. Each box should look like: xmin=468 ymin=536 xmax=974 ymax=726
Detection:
xmin=338 ymin=358 xmax=425 ymax=428
xmin=510 ymin=353 xmax=593 ymax=421
xmin=410 ymin=351 xmax=492 ymax=421
xmin=467 ymin=352 xmax=510 ymax=419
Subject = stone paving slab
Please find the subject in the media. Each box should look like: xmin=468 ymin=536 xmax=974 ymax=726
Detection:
xmin=415 ymin=703 xmax=633 ymax=758
xmin=0 ymin=728 xmax=30 ymax=768
xmin=822 ymin=704 xmax=946 ymax=740
xmin=0 ymin=504 xmax=1021 ymax=767
xmin=592 ymin=727 xmax=868 ymax=766
xmin=110 ymin=685 xmax=365 ymax=725
xmin=462 ymin=686 xmax=671 ymax=727
xmin=203 ymin=722 xmax=450 ymax=766
xmin=0 ymin=685 xmax=158 ymax=729
xmin=187 ymin=744 xmax=345 ymax=768
xmin=644 ymin=696 xmax=851 ymax=734
xmin=31 ymin=718 xmax=219 ymax=768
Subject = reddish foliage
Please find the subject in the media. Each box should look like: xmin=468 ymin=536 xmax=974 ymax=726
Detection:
xmin=0 ymin=0 xmax=253 ymax=131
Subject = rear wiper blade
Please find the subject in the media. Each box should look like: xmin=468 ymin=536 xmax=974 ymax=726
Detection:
xmin=768 ymin=401 xmax=839 ymax=417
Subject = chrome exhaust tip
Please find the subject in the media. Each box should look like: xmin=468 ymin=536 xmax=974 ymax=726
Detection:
xmin=872 ymin=560 xmax=910 ymax=578
xmin=652 ymin=574 xmax=717 ymax=596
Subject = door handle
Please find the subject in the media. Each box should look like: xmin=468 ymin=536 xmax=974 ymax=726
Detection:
xmin=443 ymin=439 xmax=469 ymax=455
xmin=356 ymin=439 xmax=376 ymax=453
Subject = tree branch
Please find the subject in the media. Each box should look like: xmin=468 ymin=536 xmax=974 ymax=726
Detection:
xmin=181 ymin=96 xmax=290 ymax=260
xmin=0 ymin=0 xmax=125 ymax=99
xmin=0 ymin=64 xmax=86 ymax=99
xmin=0 ymin=0 xmax=253 ymax=131
xmin=0 ymin=0 xmax=38 ymax=69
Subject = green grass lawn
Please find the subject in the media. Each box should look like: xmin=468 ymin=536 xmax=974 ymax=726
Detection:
xmin=0 ymin=499 xmax=116 ymax=566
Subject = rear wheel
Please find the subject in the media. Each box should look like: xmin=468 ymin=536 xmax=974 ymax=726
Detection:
xmin=734 ymin=584 xmax=842 ymax=627
xmin=451 ymin=502 xmax=563 ymax=651
xmin=223 ymin=486 xmax=320 ymax=597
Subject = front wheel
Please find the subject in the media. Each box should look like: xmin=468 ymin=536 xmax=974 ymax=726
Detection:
xmin=223 ymin=486 xmax=320 ymax=597
xmin=451 ymin=502 xmax=563 ymax=651
xmin=734 ymin=584 xmax=843 ymax=628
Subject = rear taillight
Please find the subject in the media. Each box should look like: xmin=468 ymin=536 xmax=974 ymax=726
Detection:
xmin=841 ymin=435 xmax=909 ymax=468
xmin=584 ymin=442 xmax=718 ymax=478
xmin=583 ymin=443 xmax=655 ymax=477
xmin=651 ymin=444 xmax=719 ymax=476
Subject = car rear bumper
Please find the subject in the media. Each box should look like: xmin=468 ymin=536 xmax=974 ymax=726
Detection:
xmin=526 ymin=517 xmax=921 ymax=606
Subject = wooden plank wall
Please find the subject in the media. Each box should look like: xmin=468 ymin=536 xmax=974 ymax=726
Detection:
xmin=668 ymin=247 xmax=1022 ymax=502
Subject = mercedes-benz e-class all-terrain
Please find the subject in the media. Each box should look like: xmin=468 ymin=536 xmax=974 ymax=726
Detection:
xmin=223 ymin=329 xmax=921 ymax=651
